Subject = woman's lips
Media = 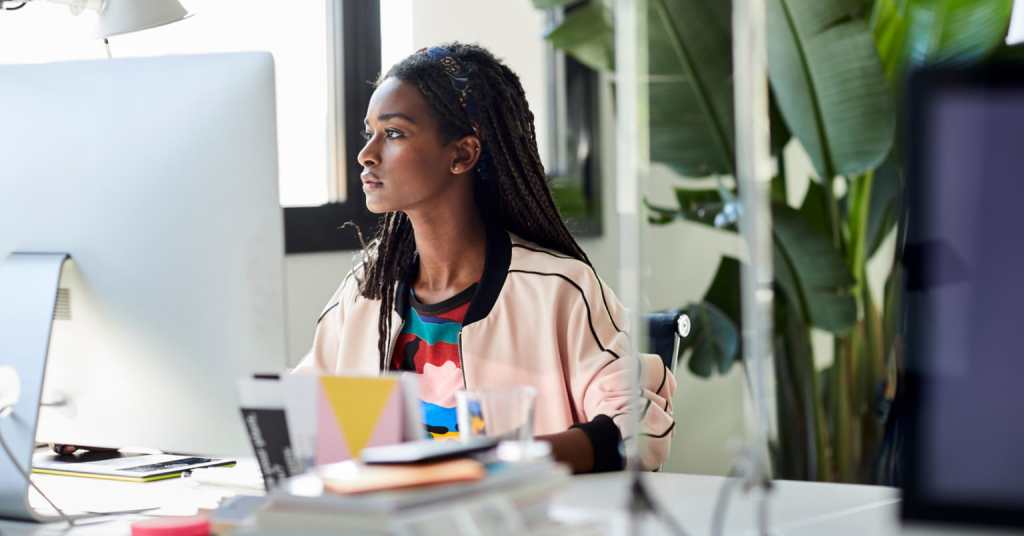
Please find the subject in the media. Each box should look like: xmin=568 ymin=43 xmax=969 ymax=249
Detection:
xmin=361 ymin=173 xmax=383 ymax=192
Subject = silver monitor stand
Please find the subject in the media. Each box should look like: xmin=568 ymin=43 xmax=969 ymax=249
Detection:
xmin=0 ymin=253 xmax=68 ymax=521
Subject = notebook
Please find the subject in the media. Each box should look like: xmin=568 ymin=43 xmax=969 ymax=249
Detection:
xmin=32 ymin=450 xmax=234 ymax=483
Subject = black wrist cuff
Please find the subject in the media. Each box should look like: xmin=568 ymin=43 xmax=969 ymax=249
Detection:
xmin=572 ymin=414 xmax=625 ymax=473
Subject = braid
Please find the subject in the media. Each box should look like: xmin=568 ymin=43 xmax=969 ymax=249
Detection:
xmin=361 ymin=212 xmax=415 ymax=369
xmin=360 ymin=42 xmax=591 ymax=369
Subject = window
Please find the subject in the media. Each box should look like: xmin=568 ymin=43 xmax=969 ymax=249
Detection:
xmin=544 ymin=5 xmax=603 ymax=237
xmin=380 ymin=0 xmax=414 ymax=72
xmin=0 ymin=0 xmax=382 ymax=252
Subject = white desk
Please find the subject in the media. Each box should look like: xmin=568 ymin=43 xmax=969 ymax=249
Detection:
xmin=0 ymin=462 xmax=1016 ymax=535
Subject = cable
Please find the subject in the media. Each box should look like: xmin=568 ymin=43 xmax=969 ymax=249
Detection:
xmin=0 ymin=405 xmax=76 ymax=527
xmin=3 ymin=2 xmax=29 ymax=10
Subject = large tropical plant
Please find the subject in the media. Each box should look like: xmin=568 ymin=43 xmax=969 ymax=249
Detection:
xmin=534 ymin=0 xmax=1016 ymax=482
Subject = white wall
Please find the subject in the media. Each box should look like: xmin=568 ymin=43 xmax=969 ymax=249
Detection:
xmin=285 ymin=0 xmax=751 ymax=475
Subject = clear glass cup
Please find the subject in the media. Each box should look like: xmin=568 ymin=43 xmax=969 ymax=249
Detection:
xmin=455 ymin=385 xmax=537 ymax=444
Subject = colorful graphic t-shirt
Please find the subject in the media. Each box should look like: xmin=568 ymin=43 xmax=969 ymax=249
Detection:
xmin=391 ymin=283 xmax=477 ymax=440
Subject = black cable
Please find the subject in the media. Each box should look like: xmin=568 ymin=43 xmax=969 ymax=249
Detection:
xmin=3 ymin=2 xmax=29 ymax=11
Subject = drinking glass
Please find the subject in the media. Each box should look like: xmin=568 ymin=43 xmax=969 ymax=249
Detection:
xmin=455 ymin=385 xmax=536 ymax=444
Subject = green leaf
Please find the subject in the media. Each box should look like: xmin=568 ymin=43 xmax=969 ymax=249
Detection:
xmin=766 ymin=0 xmax=895 ymax=179
xmin=550 ymin=176 xmax=588 ymax=218
xmin=769 ymin=94 xmax=794 ymax=157
xmin=674 ymin=187 xmax=727 ymax=226
xmin=866 ymin=153 xmax=901 ymax=258
xmin=679 ymin=257 xmax=742 ymax=378
xmin=771 ymin=174 xmax=788 ymax=205
xmin=648 ymin=0 xmax=735 ymax=177
xmin=992 ymin=44 xmax=1024 ymax=61
xmin=703 ymin=256 xmax=742 ymax=327
xmin=531 ymin=0 xmax=576 ymax=9
xmin=881 ymin=255 xmax=903 ymax=373
xmin=773 ymin=204 xmax=858 ymax=333
xmin=871 ymin=0 xmax=1014 ymax=81
xmin=643 ymin=198 xmax=680 ymax=225
xmin=799 ymin=180 xmax=831 ymax=239
xmin=773 ymin=242 xmax=804 ymax=318
xmin=681 ymin=301 xmax=740 ymax=377
xmin=545 ymin=2 xmax=615 ymax=71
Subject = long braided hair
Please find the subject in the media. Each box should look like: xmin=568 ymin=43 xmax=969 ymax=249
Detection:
xmin=359 ymin=42 xmax=590 ymax=369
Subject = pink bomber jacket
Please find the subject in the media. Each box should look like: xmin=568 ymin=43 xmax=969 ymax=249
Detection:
xmin=294 ymin=225 xmax=677 ymax=470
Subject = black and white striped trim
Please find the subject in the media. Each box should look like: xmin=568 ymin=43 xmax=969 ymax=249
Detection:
xmin=506 ymin=269 xmax=622 ymax=360
xmin=511 ymin=243 xmax=624 ymax=334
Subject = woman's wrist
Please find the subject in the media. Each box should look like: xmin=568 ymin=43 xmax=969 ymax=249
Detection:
xmin=538 ymin=414 xmax=625 ymax=474
xmin=537 ymin=428 xmax=595 ymax=474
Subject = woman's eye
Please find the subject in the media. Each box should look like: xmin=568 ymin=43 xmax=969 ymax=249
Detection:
xmin=361 ymin=130 xmax=373 ymax=141
xmin=385 ymin=129 xmax=404 ymax=139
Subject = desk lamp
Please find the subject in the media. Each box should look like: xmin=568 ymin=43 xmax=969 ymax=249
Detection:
xmin=0 ymin=0 xmax=189 ymax=38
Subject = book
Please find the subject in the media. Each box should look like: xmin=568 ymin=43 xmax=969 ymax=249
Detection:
xmin=250 ymin=460 xmax=570 ymax=534
xmin=320 ymin=458 xmax=486 ymax=495
xmin=237 ymin=374 xmax=303 ymax=490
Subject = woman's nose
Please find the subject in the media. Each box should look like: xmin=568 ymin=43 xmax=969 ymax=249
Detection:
xmin=357 ymin=136 xmax=379 ymax=168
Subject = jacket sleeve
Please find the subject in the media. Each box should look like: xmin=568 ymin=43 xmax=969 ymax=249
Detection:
xmin=567 ymin=283 xmax=678 ymax=471
xmin=291 ymin=271 xmax=355 ymax=374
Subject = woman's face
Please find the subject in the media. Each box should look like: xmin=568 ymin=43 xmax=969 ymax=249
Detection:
xmin=357 ymin=77 xmax=464 ymax=214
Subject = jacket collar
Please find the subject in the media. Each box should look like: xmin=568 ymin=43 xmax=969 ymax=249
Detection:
xmin=393 ymin=222 xmax=511 ymax=326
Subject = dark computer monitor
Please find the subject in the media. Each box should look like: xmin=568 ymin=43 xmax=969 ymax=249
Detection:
xmin=902 ymin=61 xmax=1024 ymax=528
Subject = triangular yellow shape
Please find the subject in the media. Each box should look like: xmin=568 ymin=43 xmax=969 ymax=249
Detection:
xmin=320 ymin=377 xmax=397 ymax=457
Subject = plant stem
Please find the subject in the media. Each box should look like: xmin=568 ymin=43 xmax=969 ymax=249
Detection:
xmin=833 ymin=337 xmax=853 ymax=481
xmin=850 ymin=171 xmax=875 ymax=287
xmin=823 ymin=173 xmax=851 ymax=480
xmin=808 ymin=348 xmax=832 ymax=481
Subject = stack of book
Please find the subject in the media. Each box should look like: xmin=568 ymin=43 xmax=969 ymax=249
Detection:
xmin=245 ymin=458 xmax=571 ymax=535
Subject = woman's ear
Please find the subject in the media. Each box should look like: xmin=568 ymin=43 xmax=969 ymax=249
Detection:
xmin=449 ymin=135 xmax=482 ymax=176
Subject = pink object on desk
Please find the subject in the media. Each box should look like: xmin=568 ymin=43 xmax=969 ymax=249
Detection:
xmin=314 ymin=376 xmax=406 ymax=465
xmin=131 ymin=516 xmax=210 ymax=536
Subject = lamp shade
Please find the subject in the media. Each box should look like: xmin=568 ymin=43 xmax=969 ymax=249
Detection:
xmin=95 ymin=0 xmax=189 ymax=38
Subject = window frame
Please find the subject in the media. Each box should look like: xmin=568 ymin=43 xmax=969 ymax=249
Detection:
xmin=283 ymin=0 xmax=381 ymax=253
xmin=544 ymin=4 xmax=604 ymax=238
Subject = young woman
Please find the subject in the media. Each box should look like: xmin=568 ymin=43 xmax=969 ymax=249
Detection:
xmin=295 ymin=43 xmax=675 ymax=473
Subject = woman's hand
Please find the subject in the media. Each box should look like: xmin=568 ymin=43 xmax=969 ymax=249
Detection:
xmin=537 ymin=428 xmax=595 ymax=474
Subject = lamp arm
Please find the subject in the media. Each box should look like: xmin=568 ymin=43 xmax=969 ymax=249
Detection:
xmin=10 ymin=0 xmax=105 ymax=15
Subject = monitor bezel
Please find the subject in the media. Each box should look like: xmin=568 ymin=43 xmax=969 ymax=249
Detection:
xmin=901 ymin=60 xmax=1024 ymax=529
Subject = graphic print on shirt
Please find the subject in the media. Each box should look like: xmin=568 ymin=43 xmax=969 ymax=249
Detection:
xmin=392 ymin=284 xmax=476 ymax=440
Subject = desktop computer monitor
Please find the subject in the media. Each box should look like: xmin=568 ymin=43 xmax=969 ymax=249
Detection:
xmin=0 ymin=52 xmax=288 ymax=457
xmin=902 ymin=61 xmax=1024 ymax=529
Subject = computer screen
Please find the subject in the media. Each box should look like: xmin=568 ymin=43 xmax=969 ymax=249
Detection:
xmin=0 ymin=52 xmax=288 ymax=456
xmin=903 ymin=62 xmax=1024 ymax=527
